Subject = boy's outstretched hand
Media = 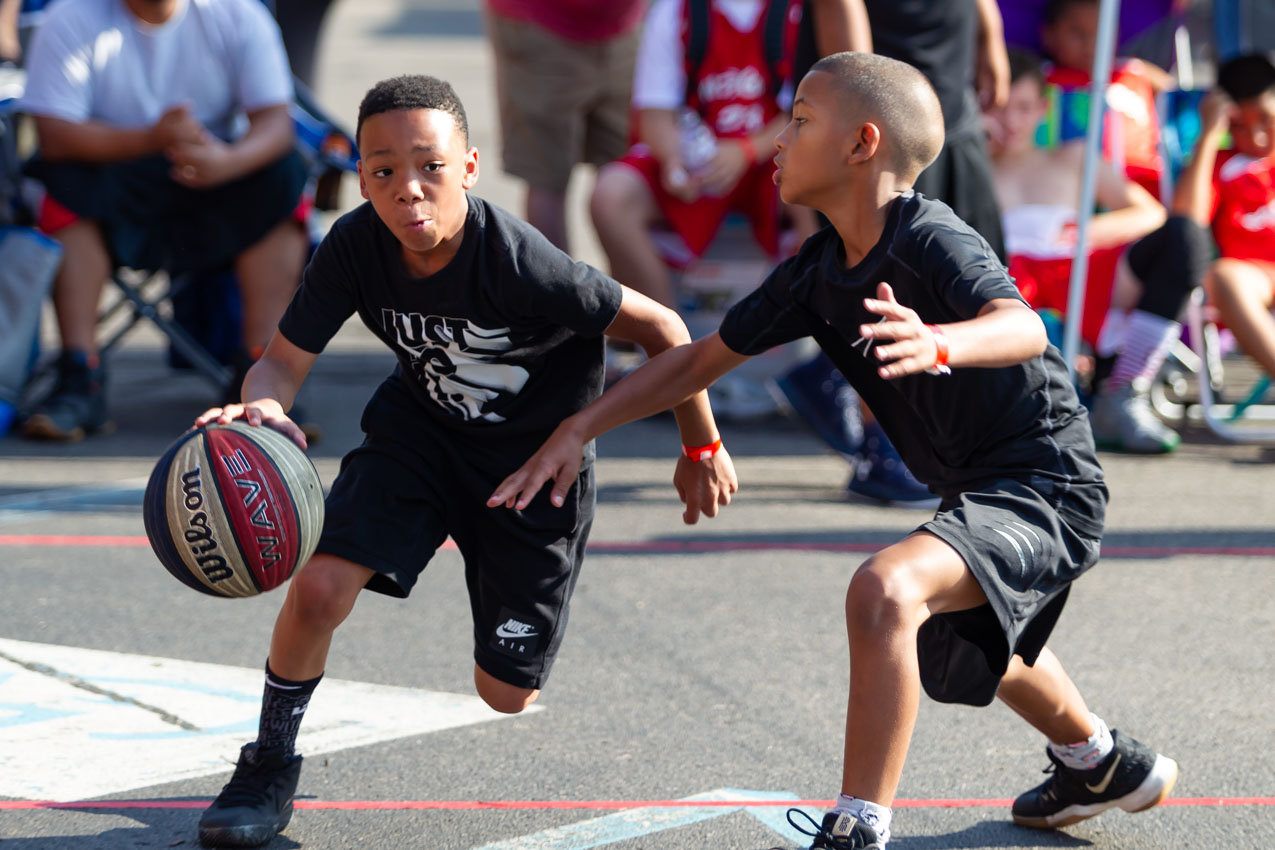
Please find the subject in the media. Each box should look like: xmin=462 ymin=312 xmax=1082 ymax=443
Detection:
xmin=488 ymin=421 xmax=588 ymax=512
xmin=859 ymin=282 xmax=940 ymax=378
xmin=672 ymin=448 xmax=738 ymax=524
xmin=488 ymin=421 xmax=740 ymax=525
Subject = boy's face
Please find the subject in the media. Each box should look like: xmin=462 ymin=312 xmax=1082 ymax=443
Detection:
xmin=773 ymin=71 xmax=858 ymax=208
xmin=1231 ymin=92 xmax=1275 ymax=159
xmin=990 ymin=77 xmax=1048 ymax=156
xmin=1041 ymin=2 xmax=1097 ymax=73
xmin=357 ymin=108 xmax=478 ymax=262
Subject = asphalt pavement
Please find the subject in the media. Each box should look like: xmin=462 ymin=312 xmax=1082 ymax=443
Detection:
xmin=2 ymin=2 xmax=1274 ymax=848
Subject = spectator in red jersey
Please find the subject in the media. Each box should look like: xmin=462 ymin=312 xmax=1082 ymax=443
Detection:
xmin=589 ymin=0 xmax=807 ymax=310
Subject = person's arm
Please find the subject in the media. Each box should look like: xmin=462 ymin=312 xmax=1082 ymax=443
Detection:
xmin=33 ymin=103 xmax=205 ymax=163
xmin=0 ymin=0 xmax=21 ymax=61
xmin=973 ymin=0 xmax=1010 ymax=110
xmin=195 ymin=332 xmax=317 ymax=447
xmin=637 ymin=108 xmax=698 ymax=201
xmin=603 ymin=287 xmax=739 ymax=523
xmin=167 ymin=103 xmax=296 ymax=189
xmin=1171 ymin=89 xmax=1231 ymax=226
xmin=488 ymin=333 xmax=748 ymax=512
xmin=1090 ymin=159 xmax=1167 ymax=249
xmin=807 ymin=0 xmax=872 ymax=54
xmin=697 ymin=109 xmax=790 ymax=197
xmin=859 ymin=282 xmax=1046 ymax=378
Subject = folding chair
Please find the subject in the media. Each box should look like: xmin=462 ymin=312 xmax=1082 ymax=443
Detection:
xmin=15 ymin=0 xmax=360 ymax=403
xmin=1143 ymin=89 xmax=1275 ymax=443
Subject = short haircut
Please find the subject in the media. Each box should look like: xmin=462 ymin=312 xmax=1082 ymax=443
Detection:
xmin=809 ymin=52 xmax=945 ymax=180
xmin=356 ymin=75 xmax=469 ymax=147
xmin=1217 ymin=53 xmax=1275 ymax=103
xmin=1007 ymin=48 xmax=1046 ymax=88
xmin=1043 ymin=0 xmax=1096 ymax=26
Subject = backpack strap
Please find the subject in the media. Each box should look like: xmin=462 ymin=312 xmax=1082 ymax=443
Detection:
xmin=684 ymin=0 xmax=711 ymax=107
xmin=762 ymin=0 xmax=792 ymax=97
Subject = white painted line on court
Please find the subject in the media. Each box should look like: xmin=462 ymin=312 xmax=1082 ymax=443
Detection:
xmin=0 ymin=638 xmax=534 ymax=802
xmin=471 ymin=788 xmax=810 ymax=849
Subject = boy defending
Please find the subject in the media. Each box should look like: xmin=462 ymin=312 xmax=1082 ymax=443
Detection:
xmin=491 ymin=53 xmax=1176 ymax=849
xmin=192 ymin=75 xmax=736 ymax=848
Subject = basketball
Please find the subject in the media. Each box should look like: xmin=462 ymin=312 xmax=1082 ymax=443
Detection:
xmin=143 ymin=421 xmax=324 ymax=598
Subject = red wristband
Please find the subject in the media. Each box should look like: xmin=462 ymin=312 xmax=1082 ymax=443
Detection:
xmin=925 ymin=324 xmax=951 ymax=376
xmin=683 ymin=438 xmax=723 ymax=462
xmin=737 ymin=135 xmax=756 ymax=164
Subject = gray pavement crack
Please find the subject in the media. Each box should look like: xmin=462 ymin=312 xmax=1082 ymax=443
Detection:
xmin=0 ymin=647 xmax=201 ymax=732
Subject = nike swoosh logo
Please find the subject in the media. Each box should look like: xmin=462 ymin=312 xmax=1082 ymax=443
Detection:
xmin=1086 ymin=753 xmax=1122 ymax=794
xmin=496 ymin=626 xmax=538 ymax=639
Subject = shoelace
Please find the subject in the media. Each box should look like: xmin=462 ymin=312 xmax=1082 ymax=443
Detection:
xmin=214 ymin=759 xmax=284 ymax=807
xmin=785 ymin=808 xmax=858 ymax=849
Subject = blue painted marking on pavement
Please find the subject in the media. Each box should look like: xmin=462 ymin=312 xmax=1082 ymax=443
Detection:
xmin=0 ymin=484 xmax=144 ymax=527
xmin=0 ymin=703 xmax=83 ymax=729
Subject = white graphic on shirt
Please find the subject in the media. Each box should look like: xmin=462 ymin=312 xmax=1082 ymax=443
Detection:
xmin=849 ymin=315 xmax=889 ymax=360
xmin=381 ymin=309 xmax=530 ymax=422
xmin=1240 ymin=199 xmax=1275 ymax=233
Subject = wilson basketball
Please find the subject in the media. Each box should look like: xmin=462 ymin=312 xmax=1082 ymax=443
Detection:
xmin=143 ymin=421 xmax=324 ymax=598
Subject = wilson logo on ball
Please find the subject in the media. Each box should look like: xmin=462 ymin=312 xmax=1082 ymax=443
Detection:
xmin=144 ymin=422 xmax=323 ymax=598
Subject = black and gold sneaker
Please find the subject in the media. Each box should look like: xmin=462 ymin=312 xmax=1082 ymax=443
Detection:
xmin=1012 ymin=729 xmax=1178 ymax=829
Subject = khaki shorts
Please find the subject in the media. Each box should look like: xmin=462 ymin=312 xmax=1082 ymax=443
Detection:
xmin=486 ymin=11 xmax=638 ymax=191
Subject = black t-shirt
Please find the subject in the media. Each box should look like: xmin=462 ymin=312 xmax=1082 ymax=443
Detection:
xmin=278 ymin=196 xmax=624 ymax=464
xmin=718 ymin=192 xmax=1105 ymax=534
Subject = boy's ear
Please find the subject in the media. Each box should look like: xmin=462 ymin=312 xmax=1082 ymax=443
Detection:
xmin=462 ymin=146 xmax=479 ymax=190
xmin=847 ymin=121 xmax=882 ymax=165
xmin=357 ymin=160 xmax=370 ymax=200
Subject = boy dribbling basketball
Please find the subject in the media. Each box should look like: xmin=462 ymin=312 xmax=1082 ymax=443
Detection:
xmin=192 ymin=75 xmax=737 ymax=848
xmin=490 ymin=52 xmax=1177 ymax=849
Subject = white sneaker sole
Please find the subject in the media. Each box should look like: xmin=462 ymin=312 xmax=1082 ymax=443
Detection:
xmin=1014 ymin=753 xmax=1179 ymax=829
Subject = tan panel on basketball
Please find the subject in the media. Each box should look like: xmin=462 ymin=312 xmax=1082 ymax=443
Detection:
xmin=162 ymin=434 xmax=258 ymax=599
xmin=237 ymin=422 xmax=325 ymax=570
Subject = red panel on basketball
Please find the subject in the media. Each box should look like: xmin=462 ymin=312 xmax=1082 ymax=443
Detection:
xmin=143 ymin=422 xmax=324 ymax=598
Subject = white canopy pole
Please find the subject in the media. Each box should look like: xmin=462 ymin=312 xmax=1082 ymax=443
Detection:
xmin=1061 ymin=0 xmax=1121 ymax=379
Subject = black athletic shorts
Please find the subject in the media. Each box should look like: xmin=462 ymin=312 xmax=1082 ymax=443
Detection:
xmin=25 ymin=151 xmax=307 ymax=275
xmin=916 ymin=476 xmax=1106 ymax=707
xmin=316 ymin=396 xmax=595 ymax=691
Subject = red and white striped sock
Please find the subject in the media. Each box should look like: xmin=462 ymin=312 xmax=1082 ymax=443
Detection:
xmin=1107 ymin=310 xmax=1180 ymax=391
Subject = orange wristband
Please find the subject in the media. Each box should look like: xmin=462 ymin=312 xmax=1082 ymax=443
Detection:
xmin=925 ymin=324 xmax=951 ymax=375
xmin=737 ymin=135 xmax=756 ymax=164
xmin=683 ymin=438 xmax=723 ymax=462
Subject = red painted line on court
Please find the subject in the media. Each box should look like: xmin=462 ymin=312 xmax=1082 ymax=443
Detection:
xmin=2 ymin=797 xmax=1273 ymax=811
xmin=1 ymin=534 xmax=1274 ymax=559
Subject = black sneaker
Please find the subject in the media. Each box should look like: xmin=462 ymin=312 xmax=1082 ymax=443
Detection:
xmin=198 ymin=743 xmax=303 ymax=848
xmin=1012 ymin=730 xmax=1178 ymax=829
xmin=785 ymin=809 xmax=886 ymax=849
xmin=22 ymin=350 xmax=111 ymax=441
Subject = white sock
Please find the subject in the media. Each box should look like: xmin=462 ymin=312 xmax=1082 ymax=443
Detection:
xmin=1049 ymin=713 xmax=1114 ymax=771
xmin=1107 ymin=310 xmax=1180 ymax=391
xmin=1096 ymin=308 xmax=1130 ymax=358
xmin=832 ymin=794 xmax=892 ymax=842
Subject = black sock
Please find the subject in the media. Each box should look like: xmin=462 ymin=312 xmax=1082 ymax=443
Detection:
xmin=257 ymin=660 xmax=323 ymax=756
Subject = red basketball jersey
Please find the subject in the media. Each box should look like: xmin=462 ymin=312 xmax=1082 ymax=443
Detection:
xmin=1210 ymin=150 xmax=1275 ymax=263
xmin=682 ymin=0 xmax=801 ymax=139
